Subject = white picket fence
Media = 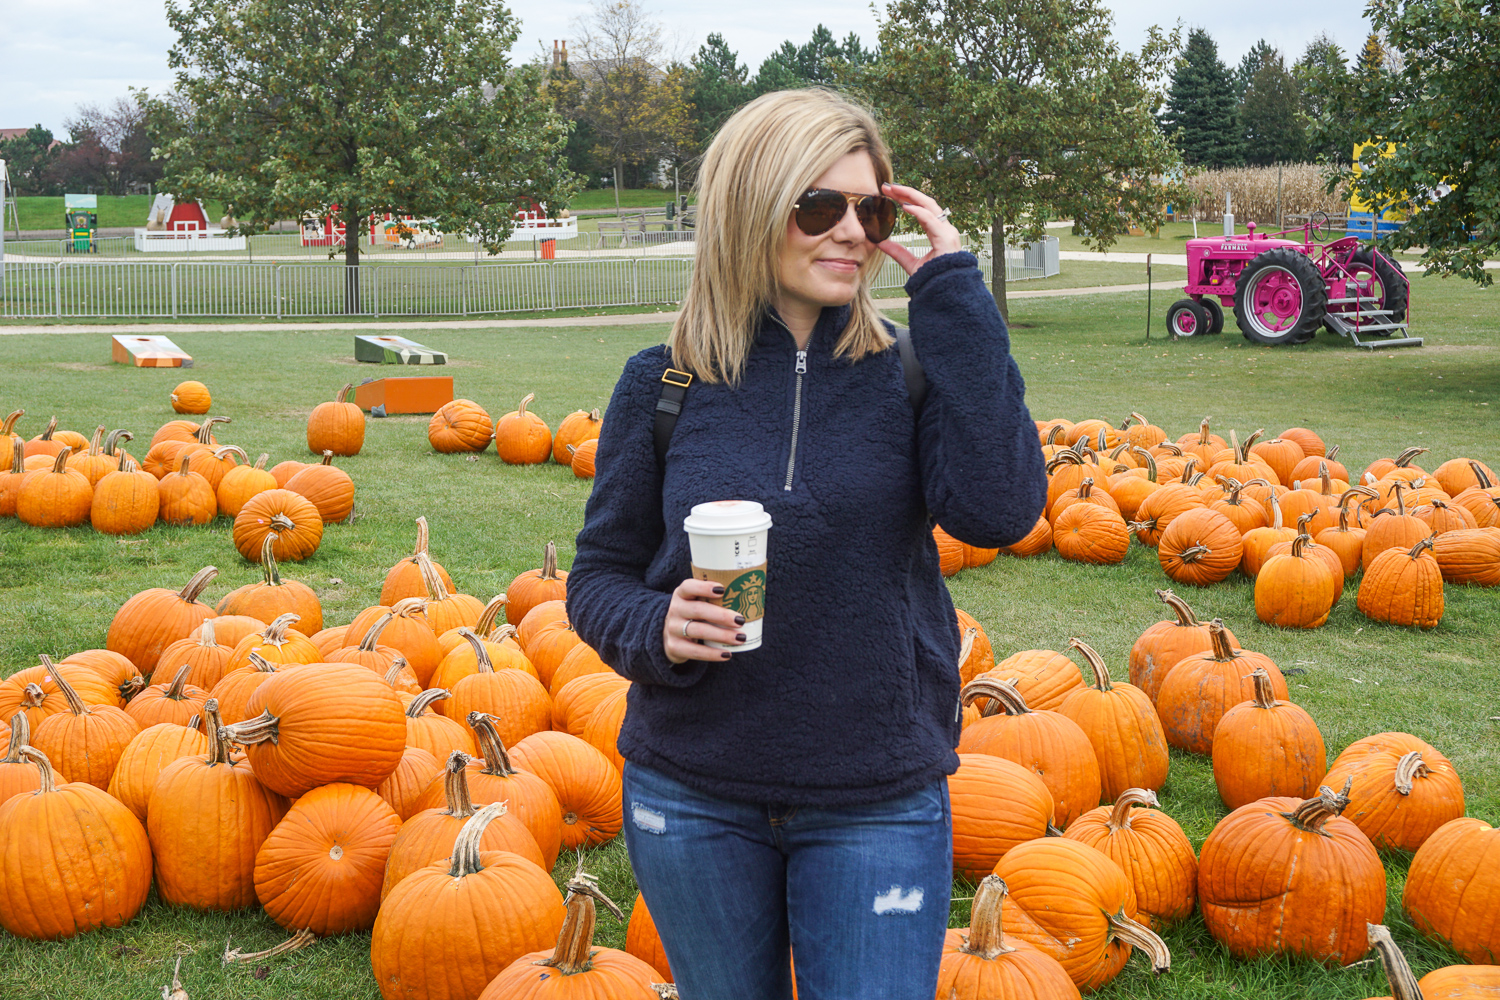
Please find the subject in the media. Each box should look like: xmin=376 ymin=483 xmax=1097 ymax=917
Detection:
xmin=0 ymin=239 xmax=1058 ymax=319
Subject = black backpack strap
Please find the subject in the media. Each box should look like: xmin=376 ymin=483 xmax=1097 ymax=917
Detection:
xmin=654 ymin=367 xmax=694 ymax=468
xmin=893 ymin=325 xmax=927 ymax=414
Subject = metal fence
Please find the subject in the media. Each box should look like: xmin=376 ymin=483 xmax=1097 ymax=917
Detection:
xmin=0 ymin=238 xmax=1058 ymax=319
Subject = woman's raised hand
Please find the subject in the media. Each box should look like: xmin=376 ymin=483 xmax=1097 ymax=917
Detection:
xmin=876 ymin=182 xmax=963 ymax=277
xmin=663 ymin=578 xmax=746 ymax=664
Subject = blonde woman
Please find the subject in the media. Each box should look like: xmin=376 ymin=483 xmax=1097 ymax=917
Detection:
xmin=567 ymin=88 xmax=1047 ymax=998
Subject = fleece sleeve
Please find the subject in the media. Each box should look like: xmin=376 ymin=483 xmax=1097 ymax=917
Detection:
xmin=565 ymin=349 xmax=711 ymax=688
xmin=905 ymin=252 xmax=1048 ymax=548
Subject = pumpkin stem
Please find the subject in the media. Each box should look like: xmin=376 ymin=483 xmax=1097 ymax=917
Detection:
xmin=105 ymin=429 xmax=133 ymax=456
xmin=222 ymin=927 xmax=318 ymax=964
xmin=1045 ymin=451 xmax=1083 ymax=472
xmin=8 ymin=439 xmax=24 ymax=474
xmin=488 ymin=622 xmax=520 ymax=646
xmin=1197 ymin=416 xmax=1212 ymax=447
xmin=959 ymin=677 xmax=1031 ymax=715
xmin=48 ymin=665 xmax=90 ymax=718
xmin=246 ymin=652 xmax=278 ymax=674
xmin=1394 ymin=447 xmax=1428 ymax=468
xmin=1068 ymin=638 xmax=1113 ymax=692
xmin=1319 ymin=462 xmax=1332 ymax=496
xmin=516 ymin=392 xmax=536 ymax=417
xmin=539 ymin=541 xmax=561 ymax=581
xmin=196 ymin=416 xmax=231 ymax=444
xmin=19 ymin=683 xmax=46 ymax=710
xmin=2 ymin=712 xmax=30 ymax=763
xmin=391 ymin=596 xmax=427 ymax=619
xmin=957 ymin=875 xmax=1016 ymax=960
xmin=0 ymin=410 xmax=22 ymax=436
xmin=260 ymin=613 xmax=301 ymax=645
xmin=440 ymin=749 xmax=478 ymax=817
xmin=1284 ymin=777 xmax=1354 ymax=832
xmin=359 ymin=613 xmax=395 ymax=652
xmin=458 ymin=629 xmax=496 ymax=674
xmin=1179 ymin=456 xmax=1198 ymax=484
xmin=411 ymin=515 xmax=432 ymax=557
xmin=1247 ymin=667 xmax=1279 ymax=709
xmin=1107 ymin=788 xmax=1159 ymax=830
xmin=177 ymin=566 xmax=219 ymax=603
xmin=219 ymin=708 xmax=280 ymax=747
xmin=84 ymin=425 xmax=105 ymax=457
xmin=1077 ymin=477 xmax=1094 ymax=499
xmin=383 ymin=658 xmax=410 ymax=688
xmin=17 ymin=746 xmax=58 ymax=793
xmin=537 ymin=867 xmax=626 ymax=976
xmin=1393 ymin=751 xmax=1429 ymax=795
xmin=1405 ymin=536 xmax=1436 ymax=559
xmin=253 ymin=453 xmax=269 ymax=471
xmin=319 ymin=450 xmax=334 ymax=466
xmin=1045 ymin=424 xmax=1065 ymax=446
xmin=1229 ymin=428 xmax=1241 ymax=463
xmin=1156 ymin=441 xmax=1184 ymax=457
xmin=475 ymin=594 xmax=507 ymax=636
xmin=466 ymin=712 xmax=518 ymax=774
xmin=1295 ymin=512 xmax=1315 ymax=534
xmin=39 ymin=416 xmax=58 ymax=441
xmin=1365 ymin=923 xmax=1425 ymax=1000
xmin=406 ymin=688 xmax=451 ymax=719
xmin=1207 ymin=619 xmax=1235 ymax=661
xmin=49 ymin=449 xmax=70 ymax=474
xmin=956 ymin=628 xmax=976 ymax=672
xmin=120 ymin=674 xmax=147 ymax=700
xmin=417 ymin=551 xmax=451 ymax=601
xmin=258 ymin=533 xmax=286 ymax=587
xmin=160 ymin=664 xmax=192 ymax=701
xmin=213 ymin=445 xmax=249 ymax=467
xmin=186 ymin=714 xmax=201 ymax=731
xmin=447 ymin=800 xmax=509 ymax=878
xmin=1176 ymin=544 xmax=1212 ymax=564
xmin=1467 ymin=460 xmax=1494 ymax=490
xmin=202 ymin=700 xmax=234 ymax=765
xmin=1107 ymin=910 xmax=1171 ymax=973
xmin=1155 ymin=589 xmax=1201 ymax=627
xmin=335 ymin=382 xmax=355 ymax=404
xmin=1267 ymin=492 xmax=1284 ymax=529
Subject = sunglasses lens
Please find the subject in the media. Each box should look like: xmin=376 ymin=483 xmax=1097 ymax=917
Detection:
xmin=794 ymin=190 xmax=847 ymax=237
xmin=858 ymin=197 xmax=897 ymax=243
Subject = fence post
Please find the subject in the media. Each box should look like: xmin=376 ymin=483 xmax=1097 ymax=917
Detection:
xmin=548 ymin=260 xmax=557 ymax=311
xmin=275 ymin=265 xmax=282 ymax=320
xmin=462 ymin=266 xmax=469 ymax=316
xmin=633 ymin=258 xmax=640 ymax=305
xmin=171 ymin=263 xmax=179 ymax=318
xmin=55 ymin=262 xmax=61 ymax=317
xmin=373 ymin=266 xmax=380 ymax=318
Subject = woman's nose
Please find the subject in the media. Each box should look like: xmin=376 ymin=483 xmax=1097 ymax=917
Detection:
xmin=831 ymin=200 xmax=867 ymax=242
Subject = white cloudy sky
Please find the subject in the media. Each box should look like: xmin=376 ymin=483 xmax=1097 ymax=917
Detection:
xmin=4 ymin=0 xmax=1372 ymax=138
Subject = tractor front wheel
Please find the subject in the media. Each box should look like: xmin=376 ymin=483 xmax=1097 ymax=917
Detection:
xmin=1233 ymin=247 xmax=1328 ymax=345
xmin=1199 ymin=297 xmax=1225 ymax=335
xmin=1166 ymin=299 xmax=1208 ymax=338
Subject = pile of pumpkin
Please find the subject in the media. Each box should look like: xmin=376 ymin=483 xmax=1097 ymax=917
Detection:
xmin=936 ymin=588 xmax=1498 ymax=998
xmin=0 ymin=520 xmax=686 ymax=997
xmin=1 ymin=382 xmax=363 ymax=542
xmin=428 ymin=394 xmax=602 ymax=478
xmin=936 ymin=414 xmax=1500 ymax=631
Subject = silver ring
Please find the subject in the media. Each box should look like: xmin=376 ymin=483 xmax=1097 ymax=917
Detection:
xmin=680 ymin=620 xmax=692 ymax=638
xmin=938 ymin=207 xmax=952 ymax=219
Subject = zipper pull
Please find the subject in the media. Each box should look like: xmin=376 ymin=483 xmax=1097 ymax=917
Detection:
xmin=795 ymin=350 xmax=807 ymax=374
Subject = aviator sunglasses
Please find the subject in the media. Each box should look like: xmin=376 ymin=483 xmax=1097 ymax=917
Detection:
xmin=792 ymin=188 xmax=899 ymax=244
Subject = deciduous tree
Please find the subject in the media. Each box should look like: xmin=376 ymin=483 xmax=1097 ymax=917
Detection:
xmin=0 ymin=126 xmax=60 ymax=196
xmin=856 ymin=0 xmax=1186 ymax=320
xmin=150 ymin=0 xmax=573 ymax=312
xmin=1294 ymin=34 xmax=1354 ymax=164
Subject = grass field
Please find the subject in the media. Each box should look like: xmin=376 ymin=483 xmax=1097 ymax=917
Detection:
xmin=0 ymin=273 xmax=1497 ymax=998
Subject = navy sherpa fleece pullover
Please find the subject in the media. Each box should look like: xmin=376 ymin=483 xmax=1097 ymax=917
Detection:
xmin=566 ymin=252 xmax=1047 ymax=806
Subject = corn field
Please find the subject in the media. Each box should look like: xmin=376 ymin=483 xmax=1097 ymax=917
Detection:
xmin=1179 ymin=164 xmax=1349 ymax=227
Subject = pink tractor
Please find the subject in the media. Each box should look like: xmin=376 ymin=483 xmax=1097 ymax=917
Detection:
xmin=1165 ymin=215 xmax=1419 ymax=348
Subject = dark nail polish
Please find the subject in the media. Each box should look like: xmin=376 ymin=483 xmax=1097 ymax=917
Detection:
xmin=734 ymin=615 xmax=746 ymax=626
xmin=735 ymin=633 xmax=747 ymax=643
xmin=712 ymin=585 xmax=725 ymax=595
xmin=721 ymin=651 xmax=732 ymax=660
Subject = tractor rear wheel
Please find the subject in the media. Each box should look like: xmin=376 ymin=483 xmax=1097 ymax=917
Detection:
xmin=1233 ymin=247 xmax=1328 ymax=346
xmin=1166 ymin=299 xmax=1208 ymax=337
xmin=1351 ymin=247 xmax=1408 ymax=324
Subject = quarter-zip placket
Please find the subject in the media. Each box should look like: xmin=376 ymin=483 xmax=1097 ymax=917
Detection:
xmin=783 ymin=348 xmax=808 ymax=491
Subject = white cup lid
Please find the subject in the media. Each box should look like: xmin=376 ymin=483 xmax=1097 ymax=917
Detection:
xmin=683 ymin=500 xmax=773 ymax=535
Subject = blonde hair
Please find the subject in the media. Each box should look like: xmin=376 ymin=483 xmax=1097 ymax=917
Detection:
xmin=668 ymin=88 xmax=894 ymax=384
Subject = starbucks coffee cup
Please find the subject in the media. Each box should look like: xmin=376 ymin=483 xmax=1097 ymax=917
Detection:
xmin=683 ymin=500 xmax=772 ymax=651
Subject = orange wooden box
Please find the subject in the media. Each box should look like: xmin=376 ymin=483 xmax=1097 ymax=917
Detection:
xmin=354 ymin=377 xmax=454 ymax=415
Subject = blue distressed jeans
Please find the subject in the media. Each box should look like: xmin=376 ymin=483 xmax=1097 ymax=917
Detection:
xmin=621 ymin=761 xmax=952 ymax=1000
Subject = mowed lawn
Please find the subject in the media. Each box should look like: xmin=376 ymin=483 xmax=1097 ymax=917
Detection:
xmin=0 ymin=271 xmax=1496 ymax=999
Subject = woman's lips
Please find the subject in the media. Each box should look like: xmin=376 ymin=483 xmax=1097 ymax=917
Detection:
xmin=816 ymin=258 xmax=860 ymax=273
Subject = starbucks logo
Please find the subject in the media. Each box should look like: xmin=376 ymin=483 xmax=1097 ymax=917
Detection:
xmin=721 ymin=569 xmax=766 ymax=622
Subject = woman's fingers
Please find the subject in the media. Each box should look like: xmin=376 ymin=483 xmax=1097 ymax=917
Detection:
xmin=882 ymin=182 xmax=962 ymax=263
xmin=877 ymin=238 xmax=920 ymax=275
xmin=662 ymin=578 xmax=748 ymax=664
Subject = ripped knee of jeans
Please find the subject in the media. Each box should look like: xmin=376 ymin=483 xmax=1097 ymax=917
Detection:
xmin=872 ymin=885 xmax=924 ymax=915
xmin=631 ymin=802 xmax=667 ymax=835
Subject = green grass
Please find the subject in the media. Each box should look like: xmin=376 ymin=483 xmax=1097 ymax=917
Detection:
xmin=0 ymin=272 xmax=1497 ymax=997
xmin=566 ymin=188 xmax=693 ymax=213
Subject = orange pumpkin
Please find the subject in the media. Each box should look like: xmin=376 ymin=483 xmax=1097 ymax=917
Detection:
xmin=376 ymin=745 xmax=444 ymax=821
xmin=506 ymin=541 xmax=569 ymax=626
xmin=553 ymin=407 xmax=602 ymax=464
xmin=216 ymin=532 xmax=323 ymax=632
xmin=106 ymin=566 xmax=218 ymax=676
xmin=569 ymin=439 xmax=598 ymax=478
xmin=29 ymin=668 xmax=141 ymax=790
xmin=90 ymin=454 xmax=160 ymax=534
xmin=982 ymin=649 xmax=1085 ymax=712
xmin=1357 ymin=537 xmax=1444 ymax=629
xmin=494 ymin=392 xmax=553 ymax=464
xmin=1403 ymin=817 xmax=1500 ymax=964
xmin=1157 ymin=507 xmax=1243 ymax=586
xmin=232 ymin=488 xmax=324 ymax=562
xmin=1057 ymin=639 xmax=1168 ymax=800
xmin=125 ymin=665 xmax=210 ymax=729
xmin=428 ymin=398 xmax=494 ymax=453
xmin=16 ymin=449 xmax=93 ymax=528
xmin=380 ymin=515 xmax=456 ymax=605
xmin=1156 ymin=621 xmax=1287 ymax=755
xmin=949 ymin=752 xmax=1055 ymax=879
xmin=307 ymin=382 xmax=365 ymax=456
xmin=170 ymin=380 xmax=212 ymax=413
xmin=285 ymin=451 xmax=354 ymax=523
xmin=1127 ymin=589 xmax=1236 ymax=704
xmin=1325 ymin=733 xmax=1464 ymax=852
xmin=105 ymin=718 xmax=210 ymax=823
xmin=1211 ymin=667 xmax=1327 ymax=808
xmin=216 ymin=451 xmax=277 ymax=517
xmin=509 ymin=730 xmax=624 ymax=851
xmin=1064 ymin=788 xmax=1198 ymax=930
xmin=1052 ymin=503 xmax=1130 ymax=565
xmin=1256 ymin=533 xmax=1341 ymax=629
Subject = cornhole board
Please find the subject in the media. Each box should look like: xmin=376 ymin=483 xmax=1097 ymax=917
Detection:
xmin=355 ymin=376 xmax=453 ymax=415
xmin=354 ymin=334 xmax=446 ymax=365
xmin=112 ymin=335 xmax=193 ymax=368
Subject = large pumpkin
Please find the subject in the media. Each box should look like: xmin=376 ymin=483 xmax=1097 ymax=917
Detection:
xmin=1064 ymin=788 xmax=1198 ymax=930
xmin=106 ymin=566 xmax=219 ymax=675
xmin=148 ymin=700 xmax=290 ymax=911
xmin=29 ymin=668 xmax=140 ymax=790
xmin=506 ymin=541 xmax=569 ymax=626
xmin=1255 ymin=533 xmax=1341 ymax=628
xmin=1052 ymin=503 xmax=1130 ymax=565
xmin=429 ymin=399 xmax=494 ymax=453
xmin=949 ymin=752 xmax=1055 ymax=879
xmin=958 ymin=677 xmax=1101 ymax=831
xmin=253 ymin=782 xmax=402 ymax=935
xmin=216 ymin=451 xmax=277 ymax=518
xmin=285 ymin=451 xmax=355 ymax=523
xmin=1199 ymin=780 xmax=1385 ymax=965
xmin=1324 ymin=732 xmax=1464 ymax=852
xmin=553 ymin=407 xmax=603 ymax=465
xmin=509 ymin=729 xmax=624 ymax=851
xmin=307 ymin=382 xmax=366 ymax=456
xmin=17 ymin=449 xmax=93 ymax=528
xmin=995 ymin=837 xmax=1171 ymax=991
xmin=473 ymin=868 xmax=649 ymax=1000
xmin=0 ymin=747 xmax=153 ymax=940
xmin=156 ymin=616 xmax=236 ymax=691
xmin=106 ymin=718 xmax=210 ymax=823
xmin=1403 ymin=817 xmax=1500 ymax=963
xmin=494 ymin=392 xmax=554 ymax=465
xmin=232 ymin=488 xmax=324 ymax=562
xmin=1157 ymin=507 xmax=1243 ymax=586
xmin=1056 ymin=639 xmax=1168 ymax=800
xmin=1155 ymin=621 xmax=1287 ymax=755
xmin=1357 ymin=537 xmax=1444 ymax=629
xmin=217 ymin=532 xmax=324 ymax=634
xmin=219 ymin=662 xmax=407 ymax=798
xmin=935 ymin=875 xmax=1082 ymax=1000
xmin=1127 ymin=589 xmax=1235 ymax=704
xmin=380 ymin=516 xmax=456 ymax=605
xmin=1211 ymin=667 xmax=1327 ymax=809
xmin=91 ymin=454 xmax=160 ymax=534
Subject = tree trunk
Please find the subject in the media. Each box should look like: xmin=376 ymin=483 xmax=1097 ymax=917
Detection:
xmin=613 ymin=161 xmax=622 ymax=217
xmin=344 ymin=204 xmax=361 ymax=315
xmin=990 ymin=216 xmax=1009 ymax=324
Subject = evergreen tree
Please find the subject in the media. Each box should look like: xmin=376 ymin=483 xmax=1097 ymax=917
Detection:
xmin=1161 ymin=29 xmax=1242 ymax=167
xmin=1234 ymin=38 xmax=1276 ymax=98
xmin=1294 ymin=33 xmax=1353 ymax=163
xmin=753 ymin=26 xmax=875 ymax=93
xmin=1355 ymin=32 xmax=1387 ymax=77
xmin=1240 ymin=51 xmax=1305 ymax=164
xmin=688 ymin=33 xmax=752 ymax=151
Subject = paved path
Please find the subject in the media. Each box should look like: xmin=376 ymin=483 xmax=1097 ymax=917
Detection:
xmin=0 ymin=282 xmax=1157 ymax=336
